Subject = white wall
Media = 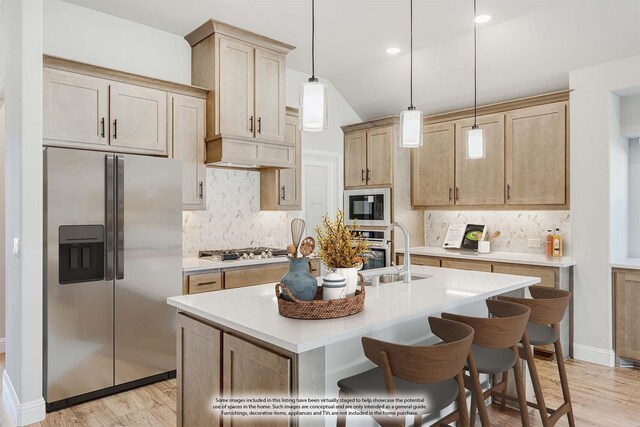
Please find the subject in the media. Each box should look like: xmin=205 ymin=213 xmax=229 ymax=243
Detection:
xmin=621 ymin=94 xmax=640 ymax=138
xmin=609 ymin=94 xmax=629 ymax=262
xmin=0 ymin=100 xmax=5 ymax=351
xmin=0 ymin=0 xmax=46 ymax=424
xmin=43 ymin=0 xmax=190 ymax=84
xmin=570 ymin=54 xmax=640 ymax=366
xmin=629 ymin=139 xmax=640 ymax=257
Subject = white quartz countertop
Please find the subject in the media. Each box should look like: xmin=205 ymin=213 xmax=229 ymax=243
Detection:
xmin=167 ymin=265 xmax=539 ymax=353
xmin=397 ymin=246 xmax=576 ymax=268
xmin=182 ymin=256 xmax=289 ymax=272
xmin=610 ymin=258 xmax=640 ymax=270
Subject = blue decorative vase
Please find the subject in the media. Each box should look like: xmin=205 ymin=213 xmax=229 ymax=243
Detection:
xmin=281 ymin=257 xmax=317 ymax=301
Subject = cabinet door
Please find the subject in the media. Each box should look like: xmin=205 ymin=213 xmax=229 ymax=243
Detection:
xmin=109 ymin=83 xmax=167 ymax=155
xmin=366 ymin=126 xmax=393 ymax=187
xmin=170 ymin=94 xmax=206 ymax=210
xmin=255 ymin=48 xmax=286 ymax=143
xmin=224 ymin=263 xmax=290 ymax=289
xmin=218 ymin=36 xmax=255 ymax=139
xmin=615 ymin=271 xmax=640 ymax=362
xmin=441 ymin=259 xmax=492 ymax=272
xmin=455 ymin=114 xmax=505 ymax=205
xmin=43 ymin=68 xmax=109 ymax=147
xmin=223 ymin=333 xmax=290 ymax=427
xmin=492 ymin=264 xmax=557 ymax=288
xmin=412 ymin=122 xmax=455 ymax=207
xmin=506 ymin=102 xmax=567 ymax=205
xmin=177 ymin=314 xmax=221 ymax=427
xmin=278 ymin=114 xmax=301 ymax=207
xmin=344 ymin=131 xmax=368 ymax=188
xmin=397 ymin=254 xmax=441 ymax=267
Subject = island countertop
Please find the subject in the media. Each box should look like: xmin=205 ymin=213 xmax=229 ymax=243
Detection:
xmin=167 ymin=265 xmax=539 ymax=353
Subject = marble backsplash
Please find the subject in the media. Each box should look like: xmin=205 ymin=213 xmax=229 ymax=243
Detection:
xmin=182 ymin=168 xmax=295 ymax=258
xmin=424 ymin=211 xmax=571 ymax=255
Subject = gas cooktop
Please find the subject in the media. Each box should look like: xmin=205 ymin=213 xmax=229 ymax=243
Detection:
xmin=198 ymin=247 xmax=289 ymax=262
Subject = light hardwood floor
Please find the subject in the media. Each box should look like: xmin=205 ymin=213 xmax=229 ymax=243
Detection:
xmin=0 ymin=354 xmax=635 ymax=426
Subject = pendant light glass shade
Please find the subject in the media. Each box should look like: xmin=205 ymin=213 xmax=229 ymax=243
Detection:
xmin=399 ymin=108 xmax=423 ymax=148
xmin=466 ymin=125 xmax=485 ymax=159
xmin=300 ymin=78 xmax=328 ymax=132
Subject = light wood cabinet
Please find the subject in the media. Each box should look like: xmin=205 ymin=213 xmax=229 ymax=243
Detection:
xmin=222 ymin=333 xmax=290 ymax=427
xmin=170 ymin=93 xmax=206 ymax=210
xmin=187 ymin=20 xmax=293 ymax=168
xmin=177 ymin=314 xmax=222 ymax=427
xmin=492 ymin=263 xmax=557 ymax=288
xmin=397 ymin=253 xmax=441 ymax=267
xmin=188 ymin=271 xmax=223 ymax=295
xmin=260 ymin=108 xmax=301 ymax=210
xmin=109 ymin=82 xmax=168 ymax=155
xmin=224 ymin=263 xmax=290 ymax=290
xmin=43 ymin=68 xmax=109 ymax=147
xmin=505 ymin=102 xmax=567 ymax=205
xmin=614 ymin=270 xmax=640 ymax=362
xmin=412 ymin=123 xmax=455 ymax=206
xmin=454 ymin=114 xmax=505 ymax=205
xmin=441 ymin=259 xmax=493 ymax=272
xmin=344 ymin=125 xmax=394 ymax=189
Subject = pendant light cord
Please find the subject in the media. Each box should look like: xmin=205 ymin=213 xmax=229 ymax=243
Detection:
xmin=409 ymin=0 xmax=414 ymax=109
xmin=311 ymin=0 xmax=316 ymax=79
xmin=473 ymin=0 xmax=477 ymax=126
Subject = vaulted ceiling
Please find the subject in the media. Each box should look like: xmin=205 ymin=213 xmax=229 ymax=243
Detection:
xmin=63 ymin=0 xmax=640 ymax=120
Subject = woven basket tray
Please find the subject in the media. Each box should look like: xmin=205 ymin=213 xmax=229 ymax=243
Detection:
xmin=275 ymin=274 xmax=365 ymax=320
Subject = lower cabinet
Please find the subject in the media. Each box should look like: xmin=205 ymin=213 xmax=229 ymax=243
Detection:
xmin=396 ymin=253 xmax=440 ymax=267
xmin=614 ymin=269 xmax=640 ymax=362
xmin=177 ymin=314 xmax=291 ymax=427
xmin=492 ymin=263 xmax=557 ymax=288
xmin=441 ymin=259 xmax=492 ymax=272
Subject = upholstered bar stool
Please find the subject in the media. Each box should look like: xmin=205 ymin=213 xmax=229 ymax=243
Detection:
xmin=336 ymin=317 xmax=474 ymax=427
xmin=442 ymin=299 xmax=532 ymax=427
xmin=499 ymin=286 xmax=575 ymax=427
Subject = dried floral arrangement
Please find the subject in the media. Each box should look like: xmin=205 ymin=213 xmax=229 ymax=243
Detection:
xmin=315 ymin=210 xmax=370 ymax=269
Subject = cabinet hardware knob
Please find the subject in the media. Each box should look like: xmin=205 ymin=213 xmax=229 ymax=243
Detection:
xmin=507 ymin=184 xmax=511 ymax=200
xmin=366 ymin=169 xmax=371 ymax=182
xmin=257 ymin=117 xmax=262 ymax=134
xmin=455 ymin=187 xmax=460 ymax=201
xmin=100 ymin=118 xmax=105 ymax=138
xmin=361 ymin=169 xmax=365 ymax=182
xmin=113 ymin=119 xmax=117 ymax=139
xmin=281 ymin=186 xmax=286 ymax=200
xmin=199 ymin=182 xmax=203 ymax=199
xmin=449 ymin=187 xmax=453 ymax=201
xmin=249 ymin=116 xmax=254 ymax=133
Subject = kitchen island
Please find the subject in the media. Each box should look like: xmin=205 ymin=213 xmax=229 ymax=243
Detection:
xmin=167 ymin=265 xmax=539 ymax=427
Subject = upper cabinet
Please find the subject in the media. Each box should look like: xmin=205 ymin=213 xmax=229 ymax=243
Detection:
xmin=260 ymin=108 xmax=302 ymax=211
xmin=186 ymin=20 xmax=293 ymax=168
xmin=343 ymin=119 xmax=396 ymax=189
xmin=42 ymin=55 xmax=209 ymax=211
xmin=505 ymin=102 xmax=567 ymax=205
xmin=411 ymin=91 xmax=570 ymax=210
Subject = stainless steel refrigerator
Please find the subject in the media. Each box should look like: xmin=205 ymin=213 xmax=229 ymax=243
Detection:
xmin=43 ymin=147 xmax=182 ymax=409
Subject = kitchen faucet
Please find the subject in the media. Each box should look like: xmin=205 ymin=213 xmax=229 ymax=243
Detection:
xmin=384 ymin=222 xmax=411 ymax=283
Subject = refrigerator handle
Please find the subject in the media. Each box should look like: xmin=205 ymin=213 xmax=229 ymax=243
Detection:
xmin=105 ymin=154 xmax=115 ymax=281
xmin=116 ymin=155 xmax=125 ymax=280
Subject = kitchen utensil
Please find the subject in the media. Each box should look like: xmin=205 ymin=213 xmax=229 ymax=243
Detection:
xmin=287 ymin=244 xmax=297 ymax=257
xmin=489 ymin=231 xmax=501 ymax=241
xmin=299 ymin=236 xmax=316 ymax=257
xmin=291 ymin=218 xmax=306 ymax=258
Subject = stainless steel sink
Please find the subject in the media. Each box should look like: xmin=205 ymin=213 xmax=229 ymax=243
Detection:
xmin=365 ymin=273 xmax=431 ymax=285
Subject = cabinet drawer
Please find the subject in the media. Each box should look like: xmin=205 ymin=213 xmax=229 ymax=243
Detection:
xmin=224 ymin=262 xmax=289 ymax=289
xmin=309 ymin=259 xmax=321 ymax=277
xmin=397 ymin=254 xmax=440 ymax=267
xmin=441 ymin=259 xmax=492 ymax=272
xmin=492 ymin=263 xmax=557 ymax=287
xmin=188 ymin=271 xmax=223 ymax=294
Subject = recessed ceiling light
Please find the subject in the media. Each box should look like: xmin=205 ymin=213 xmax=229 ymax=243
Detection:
xmin=385 ymin=47 xmax=401 ymax=55
xmin=474 ymin=14 xmax=492 ymax=24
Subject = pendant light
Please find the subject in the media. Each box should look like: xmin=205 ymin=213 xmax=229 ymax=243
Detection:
xmin=399 ymin=0 xmax=423 ymax=148
xmin=300 ymin=0 xmax=328 ymax=132
xmin=466 ymin=0 xmax=485 ymax=159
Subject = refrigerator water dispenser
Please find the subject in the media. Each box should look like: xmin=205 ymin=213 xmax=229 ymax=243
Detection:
xmin=59 ymin=225 xmax=105 ymax=284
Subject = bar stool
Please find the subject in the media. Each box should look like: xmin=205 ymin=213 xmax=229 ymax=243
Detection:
xmin=442 ymin=299 xmax=532 ymax=427
xmin=336 ymin=317 xmax=474 ymax=427
xmin=499 ymin=286 xmax=575 ymax=427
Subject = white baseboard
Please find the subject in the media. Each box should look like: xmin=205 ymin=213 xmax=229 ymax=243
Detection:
xmin=573 ymin=343 xmax=615 ymax=367
xmin=2 ymin=370 xmax=45 ymax=426
xmin=0 ymin=338 xmax=5 ymax=353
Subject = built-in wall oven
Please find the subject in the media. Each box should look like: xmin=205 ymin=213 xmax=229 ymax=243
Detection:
xmin=344 ymin=188 xmax=391 ymax=227
xmin=359 ymin=230 xmax=390 ymax=271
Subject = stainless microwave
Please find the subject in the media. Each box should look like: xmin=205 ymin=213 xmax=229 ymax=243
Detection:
xmin=343 ymin=188 xmax=391 ymax=227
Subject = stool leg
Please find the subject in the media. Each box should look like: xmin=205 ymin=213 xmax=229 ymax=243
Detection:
xmin=511 ymin=346 xmax=531 ymax=427
xmin=455 ymin=372 xmax=470 ymax=427
xmin=337 ymin=389 xmax=347 ymax=427
xmin=500 ymin=370 xmax=509 ymax=410
xmin=522 ymin=332 xmax=550 ymax=426
xmin=467 ymin=354 xmax=490 ymax=427
xmin=553 ymin=325 xmax=575 ymax=427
